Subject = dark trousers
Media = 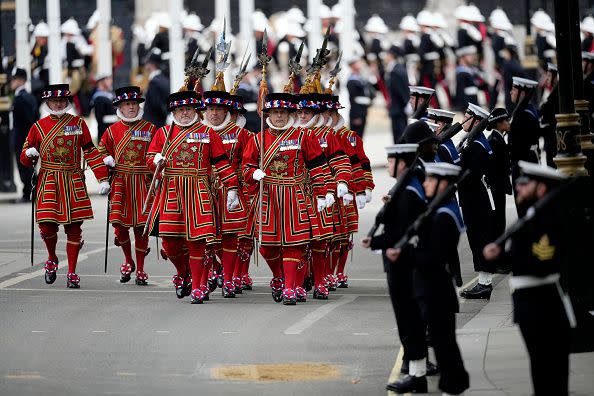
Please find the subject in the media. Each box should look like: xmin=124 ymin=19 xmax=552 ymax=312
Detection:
xmin=386 ymin=254 xmax=427 ymax=361
xmin=350 ymin=115 xmax=367 ymax=138
xmin=390 ymin=114 xmax=407 ymax=144
xmin=0 ymin=122 xmax=15 ymax=192
xmin=459 ymin=190 xmax=495 ymax=273
xmin=415 ymin=268 xmax=469 ymax=394
xmin=513 ymin=285 xmax=571 ymax=396
xmin=12 ymin=134 xmax=32 ymax=199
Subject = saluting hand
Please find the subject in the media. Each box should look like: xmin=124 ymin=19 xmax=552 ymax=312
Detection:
xmin=483 ymin=243 xmax=501 ymax=261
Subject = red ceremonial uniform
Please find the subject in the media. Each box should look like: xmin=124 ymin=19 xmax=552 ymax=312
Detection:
xmin=99 ymin=119 xmax=155 ymax=227
xmin=99 ymin=118 xmax=155 ymax=282
xmin=21 ymin=114 xmax=108 ymax=223
xmin=213 ymin=122 xmax=250 ymax=234
xmin=20 ymin=113 xmax=108 ymax=283
xmin=242 ymin=125 xmax=327 ymax=246
xmin=146 ymin=122 xmax=239 ymax=240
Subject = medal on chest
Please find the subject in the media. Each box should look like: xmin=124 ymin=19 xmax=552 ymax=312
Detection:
xmin=186 ymin=132 xmax=209 ymax=143
xmin=318 ymin=137 xmax=328 ymax=148
xmin=347 ymin=136 xmax=357 ymax=147
xmin=131 ymin=130 xmax=151 ymax=141
xmin=221 ymin=132 xmax=237 ymax=144
xmin=279 ymin=139 xmax=300 ymax=152
xmin=62 ymin=125 xmax=82 ymax=136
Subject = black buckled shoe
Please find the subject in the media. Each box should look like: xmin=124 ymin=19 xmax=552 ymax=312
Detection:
xmin=66 ymin=273 xmax=80 ymax=289
xmin=119 ymin=263 xmax=133 ymax=283
xmin=386 ymin=375 xmax=427 ymax=394
xmin=222 ymin=281 xmax=236 ymax=298
xmin=135 ymin=271 xmax=148 ymax=286
xmin=460 ymin=283 xmax=493 ymax=299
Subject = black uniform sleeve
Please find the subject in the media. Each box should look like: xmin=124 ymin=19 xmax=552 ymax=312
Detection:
xmin=370 ymin=189 xmax=425 ymax=250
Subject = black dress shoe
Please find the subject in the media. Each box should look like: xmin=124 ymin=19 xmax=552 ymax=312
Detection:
xmin=386 ymin=375 xmax=427 ymax=393
xmin=460 ymin=283 xmax=493 ymax=299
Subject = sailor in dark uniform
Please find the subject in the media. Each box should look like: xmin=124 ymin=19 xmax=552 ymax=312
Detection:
xmin=388 ymin=162 xmax=470 ymax=396
xmin=539 ymin=63 xmax=559 ymax=167
xmin=508 ymin=77 xmax=540 ymax=214
xmin=483 ymin=161 xmax=574 ymax=396
xmin=361 ymin=123 xmax=439 ymax=394
xmin=454 ymin=46 xmax=479 ymax=112
xmin=91 ymin=73 xmax=117 ymax=142
xmin=347 ymin=58 xmax=373 ymax=137
xmin=501 ymin=40 xmax=527 ymax=113
xmin=385 ymin=46 xmax=410 ymax=143
xmin=426 ymin=109 xmax=460 ymax=165
xmin=487 ymin=108 xmax=512 ymax=272
xmin=458 ymin=103 xmax=497 ymax=299
xmin=407 ymin=86 xmax=434 ymax=123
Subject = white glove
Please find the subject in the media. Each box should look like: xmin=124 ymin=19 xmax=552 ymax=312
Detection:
xmin=153 ymin=153 xmax=164 ymax=166
xmin=26 ymin=147 xmax=39 ymax=158
xmin=99 ymin=181 xmax=111 ymax=195
xmin=365 ymin=188 xmax=373 ymax=203
xmin=316 ymin=197 xmax=327 ymax=212
xmin=253 ymin=169 xmax=266 ymax=181
xmin=325 ymin=193 xmax=335 ymax=209
xmin=103 ymin=155 xmax=116 ymax=168
xmin=343 ymin=193 xmax=354 ymax=206
xmin=336 ymin=182 xmax=349 ymax=198
xmin=226 ymin=189 xmax=239 ymax=211
xmin=356 ymin=194 xmax=366 ymax=209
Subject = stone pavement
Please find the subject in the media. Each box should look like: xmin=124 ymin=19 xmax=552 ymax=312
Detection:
xmin=456 ymin=276 xmax=594 ymax=396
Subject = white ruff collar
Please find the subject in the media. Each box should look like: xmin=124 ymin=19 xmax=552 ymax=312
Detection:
xmin=173 ymin=113 xmax=199 ymax=127
xmin=301 ymin=114 xmax=319 ymax=129
xmin=266 ymin=116 xmax=294 ymax=131
xmin=117 ymin=108 xmax=144 ymax=123
xmin=234 ymin=114 xmax=246 ymax=129
xmin=325 ymin=117 xmax=334 ymax=127
xmin=41 ymin=102 xmax=73 ymax=117
xmin=202 ymin=111 xmax=231 ymax=131
xmin=314 ymin=116 xmax=326 ymax=128
xmin=333 ymin=115 xmax=345 ymax=131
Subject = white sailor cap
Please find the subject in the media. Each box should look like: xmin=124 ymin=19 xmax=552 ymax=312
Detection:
xmin=517 ymin=160 xmax=567 ymax=184
xmin=425 ymin=162 xmax=462 ymax=178
xmin=512 ymin=76 xmax=539 ymax=89
xmin=399 ymin=14 xmax=420 ymax=32
xmin=409 ymin=86 xmax=435 ymax=96
xmin=466 ymin=103 xmax=489 ymax=119
xmin=455 ymin=45 xmax=477 ymax=57
xmin=531 ymin=9 xmax=554 ymax=32
xmin=582 ymin=51 xmax=594 ymax=61
xmin=427 ymin=108 xmax=456 ymax=122
xmin=386 ymin=143 xmax=419 ymax=157
xmin=425 ymin=121 xmax=439 ymax=133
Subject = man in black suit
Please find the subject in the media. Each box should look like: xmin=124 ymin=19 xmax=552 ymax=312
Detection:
xmin=143 ymin=50 xmax=170 ymax=128
xmin=9 ymin=68 xmax=38 ymax=202
xmin=91 ymin=74 xmax=117 ymax=142
xmin=385 ymin=46 xmax=410 ymax=143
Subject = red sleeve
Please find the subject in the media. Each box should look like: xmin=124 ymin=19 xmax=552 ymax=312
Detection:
xmin=146 ymin=126 xmax=167 ymax=172
xmin=326 ymin=133 xmax=351 ymax=186
xmin=209 ymin=130 xmax=238 ymax=190
xmin=302 ymin=132 xmax=327 ymax=198
xmin=354 ymin=134 xmax=374 ymax=190
xmin=98 ymin=125 xmax=114 ymax=157
xmin=241 ymin=133 xmax=259 ymax=190
xmin=80 ymin=119 xmax=108 ymax=183
xmin=20 ymin=123 xmax=41 ymax=167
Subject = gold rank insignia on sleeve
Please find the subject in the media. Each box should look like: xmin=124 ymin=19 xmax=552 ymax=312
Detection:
xmin=532 ymin=234 xmax=556 ymax=261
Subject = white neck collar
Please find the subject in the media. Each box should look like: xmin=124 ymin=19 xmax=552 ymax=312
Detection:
xmin=314 ymin=117 xmax=326 ymax=128
xmin=117 ymin=108 xmax=144 ymax=123
xmin=202 ymin=111 xmax=231 ymax=131
xmin=266 ymin=116 xmax=294 ymax=131
xmin=333 ymin=115 xmax=345 ymax=131
xmin=173 ymin=113 xmax=199 ymax=127
xmin=301 ymin=114 xmax=319 ymax=129
xmin=41 ymin=101 xmax=73 ymax=117
xmin=234 ymin=114 xmax=246 ymax=129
